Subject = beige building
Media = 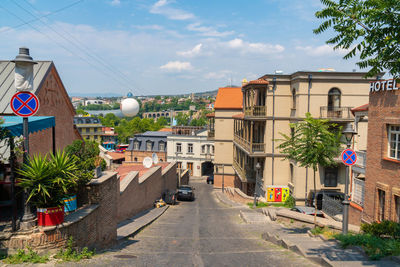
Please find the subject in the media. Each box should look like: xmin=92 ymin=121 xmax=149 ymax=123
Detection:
xmin=232 ymin=71 xmax=379 ymax=201
xmin=208 ymin=87 xmax=243 ymax=188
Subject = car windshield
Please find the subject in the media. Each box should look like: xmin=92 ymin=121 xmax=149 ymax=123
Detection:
xmin=178 ymin=187 xmax=192 ymax=191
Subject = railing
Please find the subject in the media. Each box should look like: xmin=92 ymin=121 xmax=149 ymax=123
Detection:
xmin=352 ymin=177 xmax=365 ymax=206
xmin=355 ymin=150 xmax=366 ymax=168
xmin=233 ymin=160 xmax=256 ymax=182
xmin=320 ymin=106 xmax=353 ymax=119
xmin=322 ymin=194 xmax=343 ymax=218
xmin=244 ymin=106 xmax=266 ymax=117
xmin=234 ymin=134 xmax=265 ymax=154
xmin=208 ymin=129 xmax=215 ymax=138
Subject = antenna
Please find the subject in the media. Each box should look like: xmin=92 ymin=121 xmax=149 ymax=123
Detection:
xmin=143 ymin=157 xmax=153 ymax=168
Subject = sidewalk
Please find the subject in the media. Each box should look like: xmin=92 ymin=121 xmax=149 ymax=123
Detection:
xmin=214 ymin=190 xmax=397 ymax=267
xmin=117 ymin=206 xmax=168 ymax=240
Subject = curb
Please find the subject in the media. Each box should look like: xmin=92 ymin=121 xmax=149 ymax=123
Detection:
xmin=117 ymin=206 xmax=169 ymax=241
xmin=261 ymin=231 xmax=334 ymax=267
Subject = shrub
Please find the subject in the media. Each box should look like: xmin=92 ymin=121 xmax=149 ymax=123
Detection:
xmin=361 ymin=220 xmax=400 ymax=239
xmin=284 ymin=194 xmax=296 ymax=208
xmin=3 ymin=247 xmax=48 ymax=264
xmin=55 ymin=237 xmax=95 ymax=262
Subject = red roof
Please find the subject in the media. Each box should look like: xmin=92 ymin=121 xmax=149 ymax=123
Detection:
xmin=214 ymin=87 xmax=243 ymax=110
xmin=351 ymin=103 xmax=368 ymax=115
xmin=116 ymin=162 xmax=170 ymax=180
xmin=232 ymin=113 xmax=244 ymax=119
xmin=107 ymin=152 xmax=125 ymax=161
xmin=243 ymin=78 xmax=269 ymax=87
xmin=159 ymin=128 xmax=172 ymax=132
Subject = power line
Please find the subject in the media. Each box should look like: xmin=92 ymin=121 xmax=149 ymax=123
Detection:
xmin=0 ymin=3 xmax=134 ymax=91
xmin=19 ymin=0 xmax=140 ymax=94
xmin=0 ymin=0 xmax=84 ymax=34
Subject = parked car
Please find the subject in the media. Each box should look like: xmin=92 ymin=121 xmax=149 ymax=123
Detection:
xmin=177 ymin=185 xmax=195 ymax=201
xmin=206 ymin=174 xmax=214 ymax=184
xmin=306 ymin=190 xmax=345 ymax=210
xmin=291 ymin=206 xmax=324 ymax=217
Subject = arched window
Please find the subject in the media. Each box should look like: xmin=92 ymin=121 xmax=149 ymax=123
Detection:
xmin=134 ymin=157 xmax=137 ymax=162
xmin=328 ymin=88 xmax=341 ymax=110
xmin=292 ymin=88 xmax=296 ymax=109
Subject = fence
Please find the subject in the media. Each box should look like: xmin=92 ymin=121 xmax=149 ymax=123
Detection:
xmin=322 ymin=194 xmax=343 ymax=218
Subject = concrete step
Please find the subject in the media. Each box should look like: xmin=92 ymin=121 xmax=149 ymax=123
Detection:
xmin=239 ymin=210 xmax=270 ymax=224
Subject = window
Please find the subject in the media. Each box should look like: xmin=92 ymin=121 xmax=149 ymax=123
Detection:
xmin=177 ymin=162 xmax=182 ymax=169
xmin=395 ymin=195 xmax=400 ymax=223
xmin=187 ymin=162 xmax=193 ymax=175
xmin=176 ymin=143 xmax=182 ymax=153
xmin=388 ymin=125 xmax=400 ymax=160
xmin=134 ymin=141 xmax=139 ymax=150
xmin=146 ymin=141 xmax=152 ymax=151
xmin=206 ymin=145 xmax=210 ymax=154
xmin=378 ymin=189 xmax=385 ymax=221
xmin=328 ymin=88 xmax=341 ymax=110
xmin=211 ymin=145 xmax=214 ymax=154
xmin=159 ymin=142 xmax=165 ymax=151
xmin=134 ymin=157 xmax=137 ymax=162
xmin=94 ymin=127 xmax=98 ymax=133
xmin=292 ymin=88 xmax=296 ymax=109
xmin=188 ymin=143 xmax=193 ymax=153
xmin=86 ymin=128 xmax=90 ymax=133
xmin=201 ymin=145 xmax=205 ymax=154
xmin=94 ymin=135 xmax=98 ymax=140
xmin=324 ymin=167 xmax=338 ymax=187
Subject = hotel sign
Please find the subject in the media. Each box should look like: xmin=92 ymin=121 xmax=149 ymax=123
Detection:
xmin=370 ymin=79 xmax=399 ymax=93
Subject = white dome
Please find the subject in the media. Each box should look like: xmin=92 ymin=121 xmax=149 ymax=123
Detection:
xmin=120 ymin=98 xmax=139 ymax=117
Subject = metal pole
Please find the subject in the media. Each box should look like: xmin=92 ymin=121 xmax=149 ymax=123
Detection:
xmin=21 ymin=117 xmax=35 ymax=226
xmin=305 ymin=74 xmax=312 ymax=205
xmin=253 ymin=167 xmax=259 ymax=208
xmin=9 ymin=135 xmax=16 ymax=232
xmin=342 ymin=141 xmax=351 ymax=234
xmin=272 ymin=77 xmax=276 ymax=186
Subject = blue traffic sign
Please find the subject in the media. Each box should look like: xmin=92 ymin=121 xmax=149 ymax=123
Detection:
xmin=341 ymin=149 xmax=357 ymax=166
xmin=10 ymin=91 xmax=40 ymax=117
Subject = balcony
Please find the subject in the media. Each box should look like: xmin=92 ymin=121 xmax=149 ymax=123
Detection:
xmin=234 ymin=134 xmax=265 ymax=154
xmin=320 ymin=106 xmax=353 ymax=120
xmin=208 ymin=129 xmax=215 ymax=138
xmin=233 ymin=160 xmax=256 ymax=183
xmin=244 ymin=106 xmax=266 ymax=118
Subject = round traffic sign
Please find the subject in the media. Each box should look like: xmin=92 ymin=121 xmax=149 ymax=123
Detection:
xmin=10 ymin=91 xmax=40 ymax=117
xmin=341 ymin=149 xmax=357 ymax=166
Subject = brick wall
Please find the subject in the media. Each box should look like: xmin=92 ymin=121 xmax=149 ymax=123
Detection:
xmin=364 ymin=88 xmax=400 ymax=222
xmin=117 ymin=162 xmax=177 ymax=222
xmin=349 ymin=203 xmax=363 ymax=226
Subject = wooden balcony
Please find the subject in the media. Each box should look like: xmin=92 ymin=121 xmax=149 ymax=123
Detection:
xmin=244 ymin=106 xmax=266 ymax=117
xmin=233 ymin=160 xmax=256 ymax=183
xmin=234 ymin=134 xmax=265 ymax=154
xmin=320 ymin=106 xmax=353 ymax=120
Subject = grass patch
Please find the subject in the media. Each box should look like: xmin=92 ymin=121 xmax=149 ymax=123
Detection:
xmin=54 ymin=237 xmax=95 ymax=262
xmin=3 ymin=247 xmax=49 ymax=264
xmin=247 ymin=202 xmax=270 ymax=208
xmin=335 ymin=233 xmax=400 ymax=260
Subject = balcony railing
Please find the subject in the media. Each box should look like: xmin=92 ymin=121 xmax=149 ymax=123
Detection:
xmin=234 ymin=134 xmax=265 ymax=154
xmin=208 ymin=129 xmax=215 ymax=138
xmin=355 ymin=150 xmax=366 ymax=168
xmin=244 ymin=106 xmax=266 ymax=117
xmin=352 ymin=177 xmax=365 ymax=206
xmin=320 ymin=106 xmax=353 ymax=119
xmin=233 ymin=160 xmax=256 ymax=182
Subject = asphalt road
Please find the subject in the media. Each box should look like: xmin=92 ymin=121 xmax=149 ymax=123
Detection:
xmin=51 ymin=178 xmax=318 ymax=267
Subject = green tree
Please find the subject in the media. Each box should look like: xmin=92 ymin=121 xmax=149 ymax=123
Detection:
xmin=100 ymin=113 xmax=119 ymax=127
xmin=156 ymin=117 xmax=168 ymax=127
xmin=75 ymin=109 xmax=89 ymax=116
xmin=277 ymin=113 xmax=342 ymax=226
xmin=314 ymin=0 xmax=400 ymax=77
xmin=176 ymin=112 xmax=190 ymax=126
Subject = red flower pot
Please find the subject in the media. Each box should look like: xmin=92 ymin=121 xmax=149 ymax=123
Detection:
xmin=37 ymin=206 xmax=64 ymax=226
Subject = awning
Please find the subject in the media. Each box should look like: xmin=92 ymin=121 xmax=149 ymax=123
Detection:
xmin=1 ymin=116 xmax=55 ymax=136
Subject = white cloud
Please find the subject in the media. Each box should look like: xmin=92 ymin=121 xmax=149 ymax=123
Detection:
xmin=225 ymin=38 xmax=285 ymax=54
xmin=186 ymin=23 xmax=234 ymax=37
xmin=160 ymin=61 xmax=193 ymax=72
xmin=150 ymin=0 xmax=194 ymax=20
xmin=177 ymin=44 xmax=202 ymax=57
xmin=204 ymin=70 xmax=231 ymax=80
xmin=295 ymin=44 xmax=349 ymax=56
xmin=134 ymin=24 xmax=164 ymax=31
xmin=110 ymin=0 xmax=121 ymax=6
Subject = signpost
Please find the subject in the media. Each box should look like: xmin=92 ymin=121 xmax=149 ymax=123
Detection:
xmin=341 ymin=148 xmax=357 ymax=166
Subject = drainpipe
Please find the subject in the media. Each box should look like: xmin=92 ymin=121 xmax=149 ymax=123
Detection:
xmin=272 ymin=77 xmax=276 ymax=186
xmin=305 ymin=74 xmax=312 ymax=205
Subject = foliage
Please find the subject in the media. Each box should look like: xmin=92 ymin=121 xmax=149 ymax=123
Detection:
xmin=361 ymin=220 xmax=400 ymax=239
xmin=314 ymin=0 xmax=400 ymax=77
xmin=278 ymin=113 xmax=342 ymax=171
xmin=65 ymin=140 xmax=105 ymax=187
xmin=335 ymin=233 xmax=400 ymax=260
xmin=17 ymin=151 xmax=78 ymax=207
xmin=114 ymin=117 xmax=163 ymax=143
xmin=175 ymin=112 xmax=190 ymax=126
xmin=55 ymin=237 xmax=95 ymax=262
xmin=3 ymin=247 xmax=49 ymax=264
xmin=75 ymin=109 xmax=89 ymax=115
xmin=311 ymin=226 xmax=326 ymax=235
xmin=284 ymin=194 xmax=296 ymax=209
xmin=247 ymin=202 xmax=270 ymax=208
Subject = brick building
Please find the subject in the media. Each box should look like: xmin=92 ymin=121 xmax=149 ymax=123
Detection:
xmin=124 ymin=131 xmax=170 ymax=163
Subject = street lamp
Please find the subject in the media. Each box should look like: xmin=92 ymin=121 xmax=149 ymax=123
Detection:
xmin=253 ymin=162 xmax=261 ymax=208
xmin=12 ymin=47 xmax=37 ymax=229
xmin=342 ymin=122 xmax=357 ymax=234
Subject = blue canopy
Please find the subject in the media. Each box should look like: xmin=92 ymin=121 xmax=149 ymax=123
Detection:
xmin=1 ymin=116 xmax=55 ymax=137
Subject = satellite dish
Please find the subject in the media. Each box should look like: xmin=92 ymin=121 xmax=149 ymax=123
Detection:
xmin=152 ymin=153 xmax=159 ymax=164
xmin=143 ymin=157 xmax=153 ymax=168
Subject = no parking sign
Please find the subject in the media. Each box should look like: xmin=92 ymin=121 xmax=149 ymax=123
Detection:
xmin=341 ymin=149 xmax=357 ymax=166
xmin=10 ymin=91 xmax=39 ymax=117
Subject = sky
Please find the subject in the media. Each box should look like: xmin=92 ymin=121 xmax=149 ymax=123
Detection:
xmin=0 ymin=0 xmax=361 ymax=96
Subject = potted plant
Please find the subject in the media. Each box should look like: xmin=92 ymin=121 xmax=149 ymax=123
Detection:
xmin=18 ymin=151 xmax=78 ymax=226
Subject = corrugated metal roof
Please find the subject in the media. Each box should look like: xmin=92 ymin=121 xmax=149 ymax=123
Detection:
xmin=0 ymin=61 xmax=52 ymax=114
